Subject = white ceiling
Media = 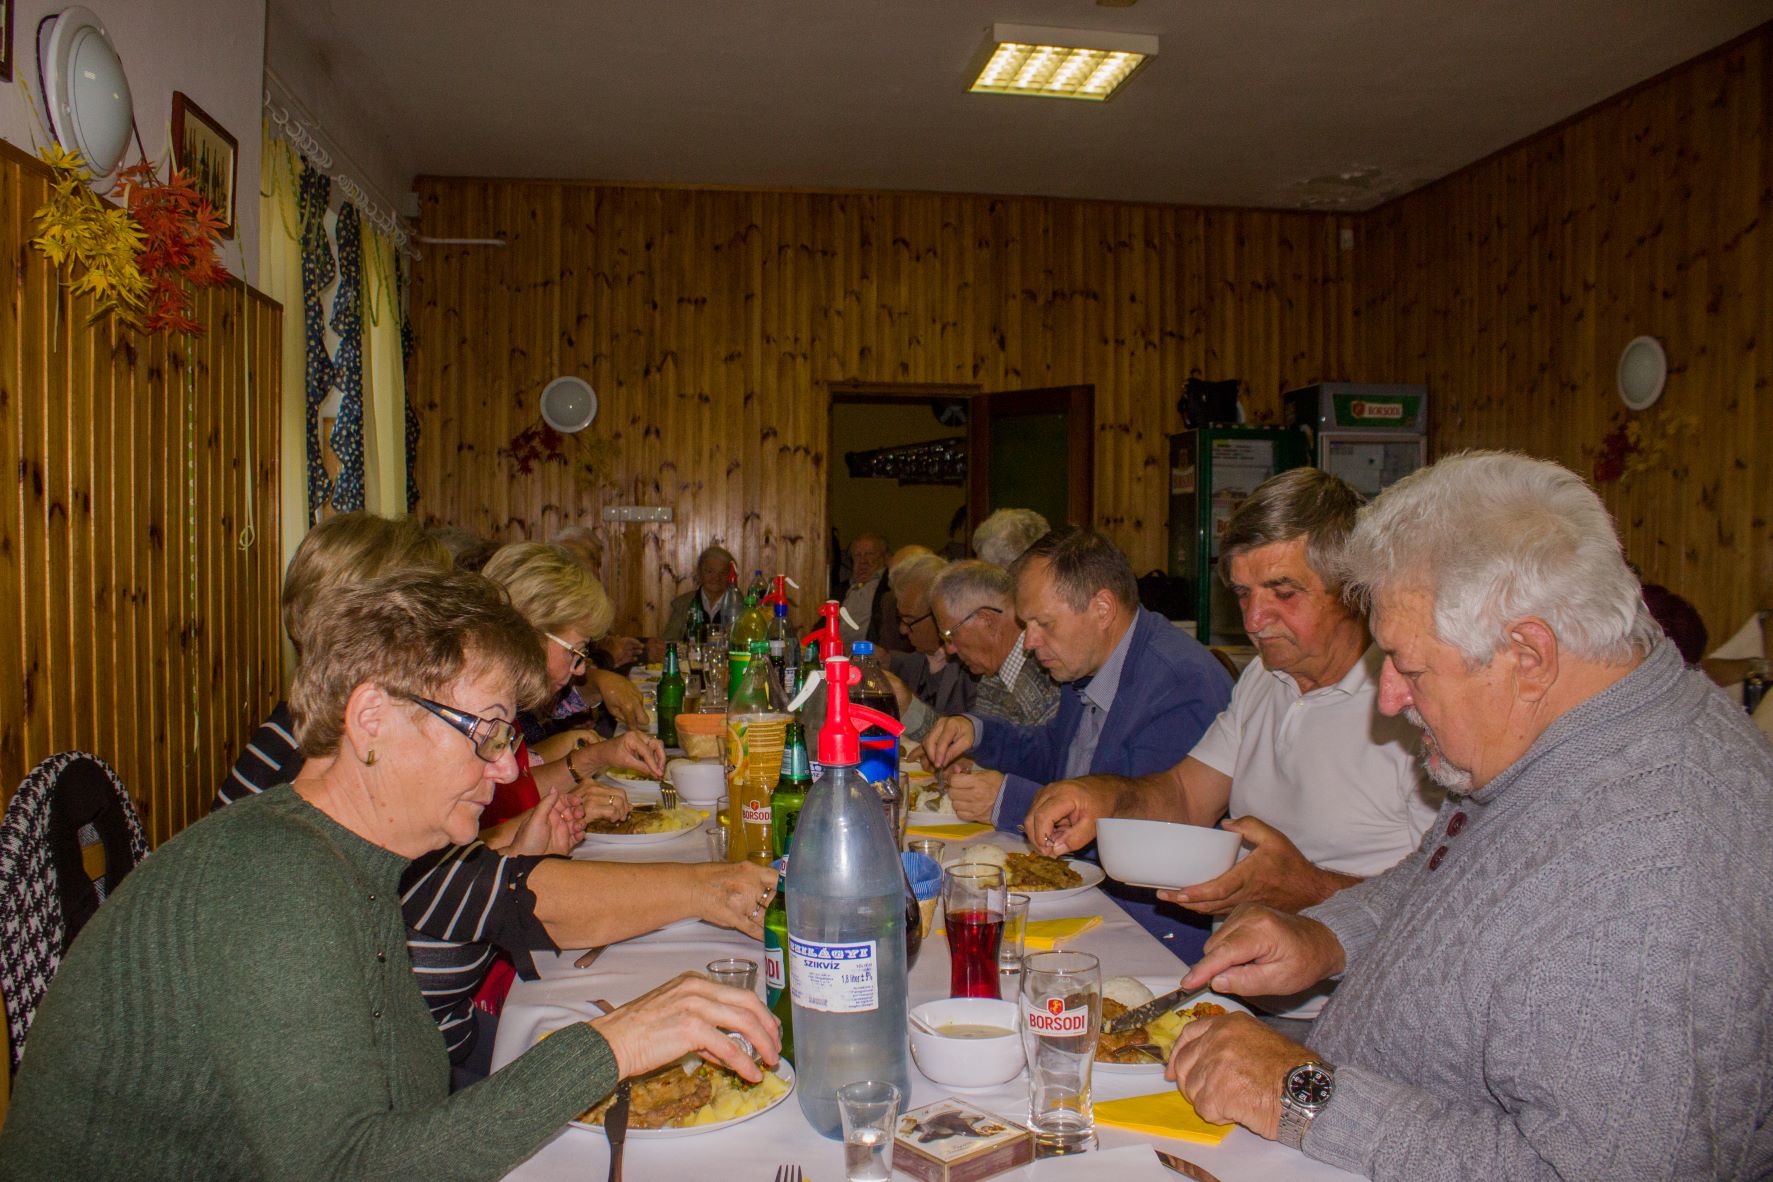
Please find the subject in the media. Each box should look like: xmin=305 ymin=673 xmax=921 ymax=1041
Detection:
xmin=272 ymin=0 xmax=1773 ymax=211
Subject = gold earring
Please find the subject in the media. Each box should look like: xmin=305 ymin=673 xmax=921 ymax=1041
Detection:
xmin=365 ymin=748 xmax=378 ymax=766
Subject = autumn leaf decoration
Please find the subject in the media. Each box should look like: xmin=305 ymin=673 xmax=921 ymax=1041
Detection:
xmin=30 ymin=146 xmax=228 ymax=335
xmin=30 ymin=144 xmax=150 ymax=325
xmin=115 ymin=162 xmax=228 ymax=334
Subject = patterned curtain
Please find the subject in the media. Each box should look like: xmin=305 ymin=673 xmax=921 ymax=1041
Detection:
xmin=327 ymin=203 xmax=367 ymax=513
xmin=399 ymin=253 xmax=420 ymax=512
xmin=297 ymin=161 xmax=336 ymax=519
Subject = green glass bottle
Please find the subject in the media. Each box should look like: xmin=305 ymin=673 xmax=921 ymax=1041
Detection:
xmin=655 ymin=642 xmax=685 ymax=747
xmin=762 ymin=861 xmax=794 ymax=1063
xmin=771 ymin=721 xmax=812 ymax=860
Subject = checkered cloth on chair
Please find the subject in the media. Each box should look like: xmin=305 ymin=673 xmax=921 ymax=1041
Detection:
xmin=0 ymin=752 xmax=148 ymax=1071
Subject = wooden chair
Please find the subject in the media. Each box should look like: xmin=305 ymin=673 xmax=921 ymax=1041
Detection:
xmin=0 ymin=752 xmax=149 ymax=1117
xmin=1208 ymin=646 xmax=1243 ymax=681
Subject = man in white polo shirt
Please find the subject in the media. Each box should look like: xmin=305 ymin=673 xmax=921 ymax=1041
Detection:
xmin=1026 ymin=468 xmax=1439 ymax=1003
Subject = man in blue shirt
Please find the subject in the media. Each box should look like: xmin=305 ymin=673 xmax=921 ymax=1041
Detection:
xmin=923 ymin=527 xmax=1234 ymax=956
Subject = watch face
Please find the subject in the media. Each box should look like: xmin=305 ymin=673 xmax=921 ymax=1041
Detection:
xmin=1286 ymin=1065 xmax=1334 ymax=1107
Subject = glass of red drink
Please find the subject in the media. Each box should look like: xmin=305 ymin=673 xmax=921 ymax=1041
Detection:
xmin=944 ymin=861 xmax=1008 ymax=999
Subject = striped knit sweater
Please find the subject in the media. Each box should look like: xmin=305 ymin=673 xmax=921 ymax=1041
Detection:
xmin=1299 ymin=641 xmax=1773 ymax=1180
xmin=0 ymin=786 xmax=613 ymax=1180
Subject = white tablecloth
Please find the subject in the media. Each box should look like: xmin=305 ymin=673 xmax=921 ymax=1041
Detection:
xmin=492 ymin=825 xmax=1364 ymax=1181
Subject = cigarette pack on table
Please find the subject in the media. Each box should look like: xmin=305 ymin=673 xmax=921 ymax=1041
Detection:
xmin=892 ymin=1098 xmax=1033 ymax=1182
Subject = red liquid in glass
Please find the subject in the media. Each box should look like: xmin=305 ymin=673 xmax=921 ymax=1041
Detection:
xmin=948 ymin=909 xmax=1004 ymax=999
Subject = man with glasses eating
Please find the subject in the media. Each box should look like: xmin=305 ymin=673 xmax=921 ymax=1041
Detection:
xmin=927 ymin=559 xmax=1060 ymax=729
xmin=921 ymin=529 xmax=1234 ymax=950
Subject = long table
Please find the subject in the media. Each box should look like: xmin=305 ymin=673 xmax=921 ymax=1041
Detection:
xmin=491 ymin=821 xmax=1365 ymax=1182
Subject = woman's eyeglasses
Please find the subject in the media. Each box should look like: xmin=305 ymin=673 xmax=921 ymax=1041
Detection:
xmin=544 ymin=631 xmax=593 ymax=673
xmin=939 ymin=605 xmax=1003 ymax=645
xmin=402 ymin=695 xmax=518 ymax=763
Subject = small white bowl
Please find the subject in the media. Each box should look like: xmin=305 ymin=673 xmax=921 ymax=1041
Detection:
xmin=908 ymin=997 xmax=1024 ymax=1089
xmin=1095 ymin=817 xmax=1241 ymax=890
xmin=666 ymin=758 xmax=727 ymax=807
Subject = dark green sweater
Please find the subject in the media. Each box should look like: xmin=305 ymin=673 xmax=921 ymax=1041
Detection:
xmin=0 ymin=785 xmax=616 ymax=1179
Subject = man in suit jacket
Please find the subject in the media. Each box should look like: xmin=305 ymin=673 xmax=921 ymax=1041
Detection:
xmin=923 ymin=527 xmax=1234 ymax=955
xmin=662 ymin=546 xmax=742 ymax=641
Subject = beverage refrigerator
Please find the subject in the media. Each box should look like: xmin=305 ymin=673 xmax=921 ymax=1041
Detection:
xmin=1283 ymin=383 xmax=1429 ymax=499
xmin=1166 ymin=427 xmax=1308 ymax=646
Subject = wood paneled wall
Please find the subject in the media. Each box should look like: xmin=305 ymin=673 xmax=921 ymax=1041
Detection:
xmin=410 ymin=183 xmax=1361 ymax=631
xmin=0 ymin=142 xmax=283 ymax=843
xmin=412 ymin=28 xmax=1771 ymax=645
xmin=1357 ymin=27 xmax=1773 ymax=640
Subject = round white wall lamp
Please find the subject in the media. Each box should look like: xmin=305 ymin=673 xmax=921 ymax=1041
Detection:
xmin=39 ymin=6 xmax=135 ymax=178
xmin=539 ymin=376 xmax=598 ymax=434
xmin=1616 ymin=335 xmax=1667 ymax=411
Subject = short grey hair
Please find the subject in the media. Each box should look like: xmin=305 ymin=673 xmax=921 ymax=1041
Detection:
xmin=889 ymin=553 xmax=947 ymax=597
xmin=931 ymin=560 xmax=1015 ymax=616
xmin=1219 ymin=468 xmax=1365 ymax=591
xmin=695 ymin=545 xmax=736 ymax=573
xmin=1339 ymin=451 xmax=1661 ymax=666
xmin=973 ymin=509 xmax=1050 ymax=568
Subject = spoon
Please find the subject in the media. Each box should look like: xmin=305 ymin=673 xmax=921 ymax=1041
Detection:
xmin=907 ymin=1010 xmax=941 ymax=1037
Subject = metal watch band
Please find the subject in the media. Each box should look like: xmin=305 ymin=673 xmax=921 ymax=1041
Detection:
xmin=1278 ymin=1060 xmax=1335 ymax=1151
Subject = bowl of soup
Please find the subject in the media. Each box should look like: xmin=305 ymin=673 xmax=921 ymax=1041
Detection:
xmin=908 ymin=997 xmax=1024 ymax=1088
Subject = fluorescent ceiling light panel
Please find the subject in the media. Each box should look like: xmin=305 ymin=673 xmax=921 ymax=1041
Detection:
xmin=968 ymin=23 xmax=1157 ymax=101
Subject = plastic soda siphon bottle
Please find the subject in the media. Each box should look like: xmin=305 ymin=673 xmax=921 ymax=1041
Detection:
xmin=786 ymin=645 xmax=909 ymax=1139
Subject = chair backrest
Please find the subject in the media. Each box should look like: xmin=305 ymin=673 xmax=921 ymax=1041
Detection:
xmin=1207 ymin=646 xmax=1243 ymax=682
xmin=0 ymin=752 xmax=148 ymax=1072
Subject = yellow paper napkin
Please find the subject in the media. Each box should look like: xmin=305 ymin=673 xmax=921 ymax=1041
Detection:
xmin=1020 ymin=915 xmax=1101 ymax=950
xmin=1094 ymin=1091 xmax=1233 ymax=1144
xmin=904 ymin=822 xmax=992 ymax=839
xmin=934 ymin=915 xmax=1101 ymax=950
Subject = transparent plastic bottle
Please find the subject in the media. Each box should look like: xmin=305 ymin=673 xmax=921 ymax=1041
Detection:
xmin=849 ymin=641 xmax=900 ymax=787
xmin=787 ymin=651 xmax=909 ymax=1139
xmin=726 ymin=639 xmax=790 ymax=864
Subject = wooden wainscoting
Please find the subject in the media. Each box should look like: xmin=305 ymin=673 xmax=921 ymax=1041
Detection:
xmin=1359 ymin=26 xmax=1773 ymax=639
xmin=0 ymin=141 xmax=283 ymax=844
xmin=408 ymin=181 xmax=1361 ymax=633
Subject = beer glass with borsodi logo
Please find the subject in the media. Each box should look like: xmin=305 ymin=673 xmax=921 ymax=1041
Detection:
xmin=1019 ymin=950 xmax=1101 ymax=1156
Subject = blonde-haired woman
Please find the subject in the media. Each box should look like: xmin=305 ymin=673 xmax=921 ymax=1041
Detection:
xmin=479 ymin=541 xmax=663 ymax=826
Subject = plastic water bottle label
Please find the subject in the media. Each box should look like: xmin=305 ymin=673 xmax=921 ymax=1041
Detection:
xmin=787 ymin=935 xmax=879 ymax=1013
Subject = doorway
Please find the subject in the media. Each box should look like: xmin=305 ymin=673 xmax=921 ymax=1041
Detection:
xmin=828 ymin=386 xmax=974 ymax=591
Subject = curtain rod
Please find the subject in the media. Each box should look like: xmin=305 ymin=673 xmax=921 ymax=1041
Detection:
xmin=261 ymin=72 xmax=419 ymax=260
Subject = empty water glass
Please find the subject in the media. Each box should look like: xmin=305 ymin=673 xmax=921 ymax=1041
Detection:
xmin=706 ymin=957 xmax=758 ymax=992
xmin=836 ymin=1080 xmax=900 ymax=1182
xmin=705 ymin=824 xmax=730 ymax=862
xmin=999 ymin=892 xmax=1031 ymax=975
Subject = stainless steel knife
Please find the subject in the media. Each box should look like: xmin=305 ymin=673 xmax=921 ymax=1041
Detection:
xmin=1102 ymin=982 xmax=1208 ymax=1034
xmin=1154 ymin=1149 xmax=1225 ymax=1182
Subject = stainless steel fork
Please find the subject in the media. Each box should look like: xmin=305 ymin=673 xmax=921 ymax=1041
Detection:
xmin=659 ymin=781 xmax=680 ymax=810
xmin=772 ymin=1166 xmax=803 ymax=1182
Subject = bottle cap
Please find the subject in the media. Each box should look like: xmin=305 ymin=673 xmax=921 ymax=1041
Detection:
xmin=851 ymin=640 xmax=874 ymax=656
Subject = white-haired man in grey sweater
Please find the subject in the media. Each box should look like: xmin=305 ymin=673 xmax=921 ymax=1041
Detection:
xmin=1165 ymin=451 xmax=1773 ymax=1181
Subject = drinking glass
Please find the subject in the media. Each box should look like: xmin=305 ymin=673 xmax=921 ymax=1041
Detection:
xmin=999 ymin=892 xmax=1031 ymax=975
xmin=906 ymin=837 xmax=944 ymax=863
xmin=706 ymin=957 xmax=757 ymax=992
xmin=1019 ymin=950 xmax=1101 ymax=1157
xmin=702 ymin=647 xmax=729 ymax=710
xmin=705 ymin=823 xmax=730 ymax=862
xmin=943 ymin=862 xmax=1007 ymax=999
xmin=836 ymin=1080 xmax=900 ymax=1182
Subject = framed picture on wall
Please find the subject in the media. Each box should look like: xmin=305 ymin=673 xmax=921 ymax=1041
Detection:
xmin=1 ymin=0 xmax=14 ymax=83
xmin=171 ymin=91 xmax=237 ymax=239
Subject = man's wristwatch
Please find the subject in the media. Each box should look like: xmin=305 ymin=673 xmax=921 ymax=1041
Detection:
xmin=1277 ymin=1059 xmax=1336 ymax=1150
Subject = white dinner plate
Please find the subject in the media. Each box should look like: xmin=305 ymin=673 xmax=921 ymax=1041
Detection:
xmin=600 ymin=768 xmax=662 ymax=793
xmin=939 ymin=840 xmax=1107 ymax=904
xmin=569 ymin=1060 xmax=796 ymax=1138
xmin=577 ymin=811 xmax=707 ymax=846
xmin=1093 ymin=982 xmax=1249 ymax=1075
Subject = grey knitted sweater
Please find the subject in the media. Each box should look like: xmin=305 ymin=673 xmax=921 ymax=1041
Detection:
xmin=1300 ymin=640 xmax=1773 ymax=1180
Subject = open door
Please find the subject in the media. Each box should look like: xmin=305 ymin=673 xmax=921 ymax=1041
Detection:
xmin=967 ymin=385 xmax=1094 ymax=530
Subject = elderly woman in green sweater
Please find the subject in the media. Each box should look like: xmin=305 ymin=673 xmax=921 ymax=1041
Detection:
xmin=0 ymin=568 xmax=778 ymax=1178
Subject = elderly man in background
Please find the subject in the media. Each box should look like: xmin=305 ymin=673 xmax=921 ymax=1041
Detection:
xmin=883 ymin=553 xmax=977 ymax=741
xmin=837 ymin=532 xmax=900 ymax=648
xmin=923 ymin=528 xmax=1234 ymax=950
xmin=1026 ymin=469 xmax=1437 ymax=989
xmin=1168 ymin=451 xmax=1773 ymax=1180
xmin=973 ymin=508 xmax=1050 ymax=568
xmin=928 ymin=559 xmax=1058 ymax=727
xmin=663 ymin=545 xmax=742 ymax=641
